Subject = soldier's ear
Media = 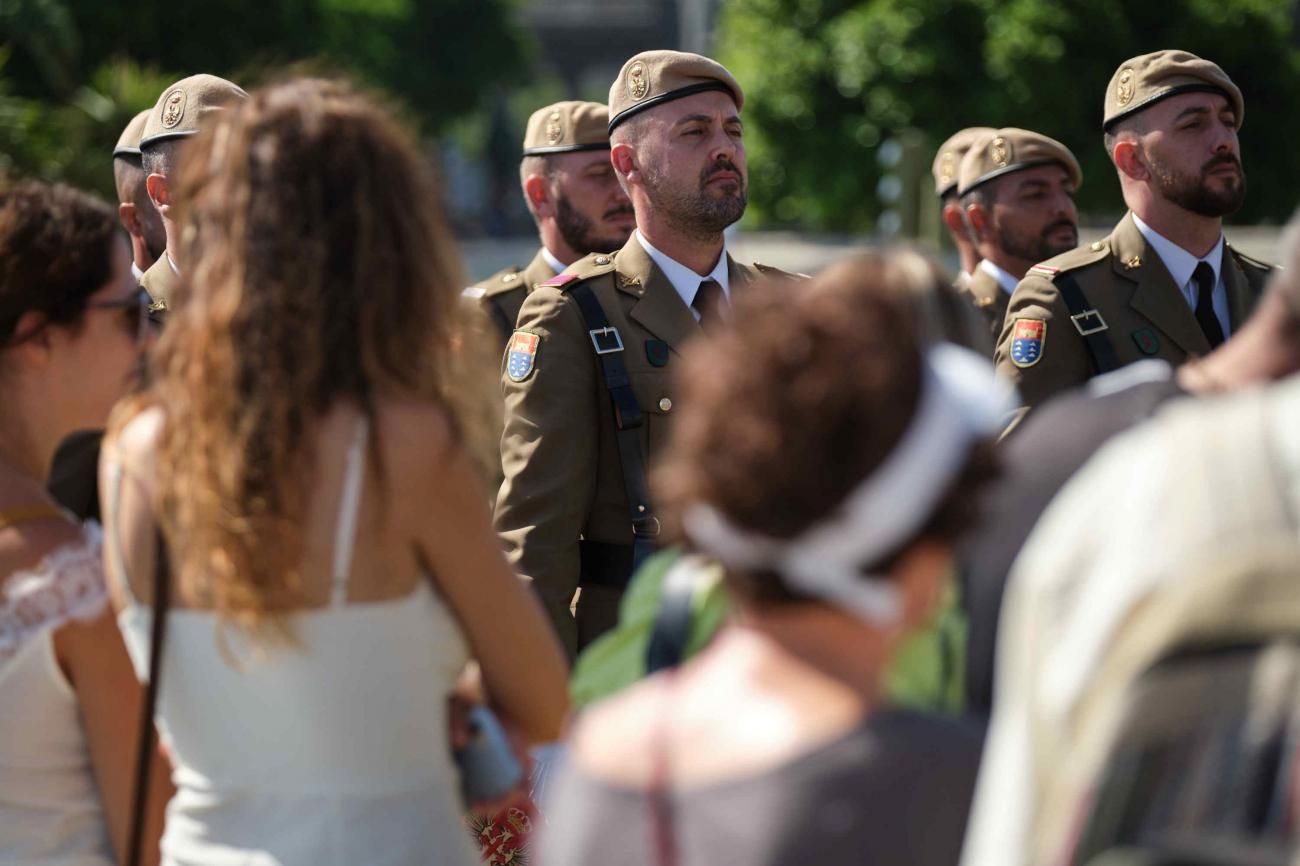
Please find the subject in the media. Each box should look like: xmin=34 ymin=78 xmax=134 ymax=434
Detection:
xmin=1112 ymin=139 xmax=1148 ymax=182
xmin=118 ymin=201 xmax=142 ymax=238
xmin=941 ymin=201 xmax=973 ymax=244
xmin=523 ymin=174 xmax=553 ymax=217
xmin=610 ymin=142 xmax=639 ymax=184
xmin=964 ymin=203 xmax=991 ymax=241
xmin=145 ymin=173 xmax=171 ymax=216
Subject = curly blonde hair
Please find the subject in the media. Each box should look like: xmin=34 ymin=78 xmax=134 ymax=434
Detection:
xmin=125 ymin=78 xmax=494 ymax=634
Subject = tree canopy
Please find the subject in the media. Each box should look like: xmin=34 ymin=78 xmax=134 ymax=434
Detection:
xmin=717 ymin=0 xmax=1300 ymax=230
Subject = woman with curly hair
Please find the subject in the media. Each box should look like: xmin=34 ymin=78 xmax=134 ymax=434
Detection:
xmin=102 ymin=79 xmax=568 ymax=865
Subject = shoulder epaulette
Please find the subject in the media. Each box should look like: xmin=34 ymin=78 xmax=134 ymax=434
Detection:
xmin=545 ymin=252 xmax=618 ymax=292
xmin=1227 ymin=244 xmax=1275 ymax=273
xmin=1027 ymin=264 xmax=1061 ymax=280
xmin=541 ymin=273 xmax=579 ymax=289
xmin=1025 ymin=241 xmax=1110 ymax=281
xmin=753 ymin=262 xmax=810 ymax=280
xmin=471 ymin=266 xmax=526 ymax=298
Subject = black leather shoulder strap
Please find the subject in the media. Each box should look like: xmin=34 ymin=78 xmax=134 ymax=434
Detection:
xmin=126 ymin=531 xmax=169 ymax=866
xmin=1055 ymin=271 xmax=1121 ymax=375
xmin=565 ymin=281 xmax=659 ymax=575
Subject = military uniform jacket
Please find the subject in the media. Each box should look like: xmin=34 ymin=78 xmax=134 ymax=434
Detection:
xmin=468 ymin=249 xmax=558 ymax=350
xmin=962 ymin=265 xmax=1010 ymax=345
xmin=139 ymin=253 xmax=179 ymax=311
xmin=996 ymin=212 xmax=1271 ymax=415
xmin=493 ymin=235 xmax=769 ymax=653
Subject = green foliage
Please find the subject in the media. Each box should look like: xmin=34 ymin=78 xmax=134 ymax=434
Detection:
xmin=718 ymin=0 xmax=1300 ymax=230
xmin=0 ymin=0 xmax=531 ymax=198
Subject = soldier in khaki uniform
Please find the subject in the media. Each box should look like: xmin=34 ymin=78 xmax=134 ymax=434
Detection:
xmin=996 ymin=51 xmax=1272 ymax=418
xmin=494 ymin=51 xmax=792 ymax=655
xmin=138 ymin=74 xmax=247 ymax=310
xmin=112 ymin=110 xmax=166 ymax=283
xmin=932 ymin=127 xmax=995 ymax=288
xmin=957 ymin=129 xmax=1081 ymax=341
xmin=466 ymin=101 xmax=634 ymax=347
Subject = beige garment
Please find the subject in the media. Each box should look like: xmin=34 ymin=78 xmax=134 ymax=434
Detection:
xmin=961 ymin=376 xmax=1300 ymax=866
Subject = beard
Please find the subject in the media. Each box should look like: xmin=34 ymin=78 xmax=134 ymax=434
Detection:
xmin=1148 ymin=150 xmax=1247 ymax=218
xmin=998 ymin=218 xmax=1078 ymax=264
xmin=554 ymin=194 xmax=632 ymax=256
xmin=642 ymin=157 xmax=747 ymax=239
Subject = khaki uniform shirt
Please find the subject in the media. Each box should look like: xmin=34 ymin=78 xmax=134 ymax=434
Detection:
xmin=493 ymin=235 xmax=775 ymax=655
xmin=963 ymin=265 xmax=1010 ymax=345
xmin=995 ymin=212 xmax=1271 ymax=417
xmin=467 ymin=250 xmax=558 ymax=351
xmin=139 ymin=253 xmax=179 ymax=311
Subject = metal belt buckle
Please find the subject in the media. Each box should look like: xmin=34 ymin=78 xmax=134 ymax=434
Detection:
xmin=1070 ymin=309 xmax=1108 ymax=336
xmin=633 ymin=515 xmax=662 ymax=538
xmin=589 ymin=326 xmax=624 ymax=354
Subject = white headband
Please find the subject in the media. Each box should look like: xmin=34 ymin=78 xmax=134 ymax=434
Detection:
xmin=683 ymin=343 xmax=1015 ymax=625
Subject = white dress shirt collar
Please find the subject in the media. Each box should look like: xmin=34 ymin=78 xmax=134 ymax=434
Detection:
xmin=165 ymin=251 xmax=180 ymax=276
xmin=978 ymin=259 xmax=1020 ymax=296
xmin=540 ymin=246 xmax=568 ymax=275
xmin=1131 ymin=212 xmax=1224 ymax=292
xmin=635 ymin=230 xmax=730 ymax=318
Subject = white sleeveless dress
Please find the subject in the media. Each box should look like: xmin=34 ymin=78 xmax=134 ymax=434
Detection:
xmin=0 ymin=521 xmax=115 ymax=865
xmin=110 ymin=420 xmax=478 ymax=866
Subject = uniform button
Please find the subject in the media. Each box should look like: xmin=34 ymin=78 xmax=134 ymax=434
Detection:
xmin=658 ymin=397 xmax=672 ymax=412
xmin=1090 ymin=242 xmax=1104 ymax=251
xmin=594 ymin=255 xmax=610 ymax=265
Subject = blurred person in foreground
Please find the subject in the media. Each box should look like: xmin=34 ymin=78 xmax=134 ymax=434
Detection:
xmin=957 ymin=128 xmax=1081 ymax=342
xmin=932 ymin=127 xmax=995 ymax=289
xmin=996 ymin=50 xmax=1272 ymax=421
xmin=540 ymin=250 xmax=1005 ymax=866
xmin=0 ymin=181 xmax=167 ymax=864
xmin=465 ymin=100 xmax=634 ymax=347
xmin=137 ymin=74 xmax=247 ymax=310
xmin=962 ymin=207 xmax=1300 ymax=715
xmin=100 ymin=78 xmax=568 ymax=866
xmin=962 ymin=213 xmax=1300 ymax=866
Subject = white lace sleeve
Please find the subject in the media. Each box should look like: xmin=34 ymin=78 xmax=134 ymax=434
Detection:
xmin=0 ymin=522 xmax=108 ymax=665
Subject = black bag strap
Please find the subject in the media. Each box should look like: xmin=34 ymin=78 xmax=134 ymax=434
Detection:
xmin=126 ymin=531 xmax=169 ymax=866
xmin=644 ymin=558 xmax=698 ymax=675
xmin=566 ymin=281 xmax=659 ymax=575
xmin=486 ymin=297 xmax=514 ymax=342
xmin=1055 ymin=272 xmax=1120 ymax=375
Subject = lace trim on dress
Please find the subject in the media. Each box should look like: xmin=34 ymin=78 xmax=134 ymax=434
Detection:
xmin=0 ymin=522 xmax=107 ymax=666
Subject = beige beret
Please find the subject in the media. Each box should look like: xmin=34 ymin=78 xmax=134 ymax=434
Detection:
xmin=932 ymin=127 xmax=995 ymax=197
xmin=608 ymin=50 xmax=743 ymax=133
xmin=957 ymin=128 xmax=1082 ymax=197
xmin=1103 ymin=50 xmax=1243 ymax=132
xmin=140 ymin=74 xmax=248 ymax=150
xmin=113 ymin=109 xmax=151 ymax=158
xmin=522 ymin=101 xmax=610 ymax=156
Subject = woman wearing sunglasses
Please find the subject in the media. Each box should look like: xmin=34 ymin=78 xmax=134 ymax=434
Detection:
xmin=0 ymin=180 xmax=166 ymax=865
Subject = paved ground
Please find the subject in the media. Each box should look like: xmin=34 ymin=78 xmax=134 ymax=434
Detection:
xmin=459 ymin=224 xmax=1285 ymax=285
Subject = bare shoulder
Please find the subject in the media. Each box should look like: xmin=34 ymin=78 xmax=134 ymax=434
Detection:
xmin=104 ymin=405 xmax=165 ymax=483
xmin=0 ymin=515 xmax=83 ymax=580
xmin=374 ymin=398 xmax=458 ymax=469
xmin=567 ymin=678 xmax=666 ymax=786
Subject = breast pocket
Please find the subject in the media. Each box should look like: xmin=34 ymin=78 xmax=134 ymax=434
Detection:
xmin=628 ymin=369 xmax=676 ymax=460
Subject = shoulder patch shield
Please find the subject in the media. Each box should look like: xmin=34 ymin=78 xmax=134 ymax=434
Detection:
xmin=1010 ymin=319 xmax=1046 ymax=368
xmin=506 ymin=331 xmax=540 ymax=382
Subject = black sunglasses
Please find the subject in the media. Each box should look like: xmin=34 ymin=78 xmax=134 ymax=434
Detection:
xmin=85 ymin=287 xmax=155 ymax=345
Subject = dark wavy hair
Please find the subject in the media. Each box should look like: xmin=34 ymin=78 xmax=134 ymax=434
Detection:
xmin=0 ymin=181 xmax=119 ymax=348
xmin=126 ymin=78 xmax=492 ymax=633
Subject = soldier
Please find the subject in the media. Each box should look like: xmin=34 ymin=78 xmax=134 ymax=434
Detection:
xmin=494 ymin=50 xmax=791 ymax=655
xmin=996 ymin=50 xmax=1272 ymax=417
xmin=112 ymin=109 xmax=166 ymax=283
xmin=957 ymin=128 xmax=1081 ymax=341
xmin=932 ymin=127 xmax=995 ymax=288
xmin=138 ymin=74 xmax=248 ymax=310
xmin=465 ymin=101 xmax=634 ymax=347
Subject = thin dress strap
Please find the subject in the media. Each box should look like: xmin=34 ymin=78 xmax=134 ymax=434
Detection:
xmin=330 ymin=417 xmax=369 ymax=608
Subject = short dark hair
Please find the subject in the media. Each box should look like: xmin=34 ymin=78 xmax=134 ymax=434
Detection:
xmin=1103 ymin=114 xmax=1149 ymax=161
xmin=141 ymin=138 xmax=182 ymax=179
xmin=959 ymin=182 xmax=996 ymax=210
xmin=654 ymin=250 xmax=999 ymax=606
xmin=0 ymin=181 xmax=119 ymax=345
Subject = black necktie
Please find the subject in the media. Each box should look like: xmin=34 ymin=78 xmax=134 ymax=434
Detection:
xmin=692 ymin=278 xmax=726 ymax=331
xmin=1192 ymin=261 xmax=1225 ymax=349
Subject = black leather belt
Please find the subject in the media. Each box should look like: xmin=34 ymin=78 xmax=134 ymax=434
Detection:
xmin=579 ymin=540 xmax=635 ymax=589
